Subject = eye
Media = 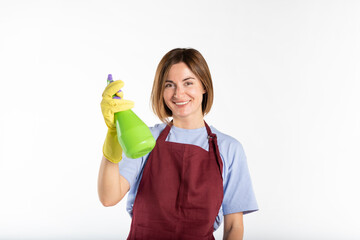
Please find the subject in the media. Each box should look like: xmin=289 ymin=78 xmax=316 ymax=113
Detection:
xmin=165 ymin=82 xmax=174 ymax=88
xmin=185 ymin=81 xmax=193 ymax=86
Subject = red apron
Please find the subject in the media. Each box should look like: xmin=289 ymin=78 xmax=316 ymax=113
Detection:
xmin=127 ymin=122 xmax=223 ymax=240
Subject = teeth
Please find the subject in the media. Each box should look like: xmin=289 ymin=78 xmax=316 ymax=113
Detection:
xmin=175 ymin=100 xmax=190 ymax=105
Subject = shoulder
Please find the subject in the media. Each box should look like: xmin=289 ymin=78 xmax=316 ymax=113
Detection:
xmin=210 ymin=126 xmax=245 ymax=154
xmin=209 ymin=125 xmax=247 ymax=171
xmin=149 ymin=123 xmax=167 ymax=139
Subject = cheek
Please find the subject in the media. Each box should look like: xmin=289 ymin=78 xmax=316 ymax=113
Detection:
xmin=189 ymin=89 xmax=204 ymax=101
xmin=163 ymin=90 xmax=173 ymax=103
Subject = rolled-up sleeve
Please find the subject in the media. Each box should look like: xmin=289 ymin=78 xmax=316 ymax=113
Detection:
xmin=119 ymin=154 xmax=144 ymax=189
xmin=222 ymin=141 xmax=259 ymax=215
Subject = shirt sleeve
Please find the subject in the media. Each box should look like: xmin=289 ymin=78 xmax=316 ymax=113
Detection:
xmin=221 ymin=140 xmax=259 ymax=215
xmin=118 ymin=154 xmax=144 ymax=189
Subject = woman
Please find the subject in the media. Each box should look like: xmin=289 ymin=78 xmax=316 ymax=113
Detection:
xmin=98 ymin=48 xmax=258 ymax=239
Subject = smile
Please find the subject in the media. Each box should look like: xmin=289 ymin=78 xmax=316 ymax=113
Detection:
xmin=174 ymin=100 xmax=190 ymax=106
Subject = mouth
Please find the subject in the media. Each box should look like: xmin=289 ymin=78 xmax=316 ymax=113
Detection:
xmin=174 ymin=100 xmax=190 ymax=106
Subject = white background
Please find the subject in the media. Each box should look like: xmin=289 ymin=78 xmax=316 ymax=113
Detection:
xmin=0 ymin=0 xmax=359 ymax=239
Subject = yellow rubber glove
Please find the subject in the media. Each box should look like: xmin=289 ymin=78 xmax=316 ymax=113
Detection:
xmin=101 ymin=80 xmax=134 ymax=163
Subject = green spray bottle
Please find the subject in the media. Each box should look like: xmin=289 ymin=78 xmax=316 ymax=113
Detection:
xmin=107 ymin=74 xmax=156 ymax=159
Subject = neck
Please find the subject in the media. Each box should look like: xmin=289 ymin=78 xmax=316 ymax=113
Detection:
xmin=172 ymin=116 xmax=205 ymax=129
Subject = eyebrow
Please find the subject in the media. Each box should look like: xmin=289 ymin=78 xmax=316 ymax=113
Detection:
xmin=165 ymin=77 xmax=195 ymax=82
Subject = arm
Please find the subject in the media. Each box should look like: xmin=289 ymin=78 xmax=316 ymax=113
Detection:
xmin=98 ymin=155 xmax=130 ymax=206
xmin=98 ymin=80 xmax=133 ymax=206
xmin=223 ymin=212 xmax=244 ymax=240
xmin=221 ymin=140 xmax=258 ymax=239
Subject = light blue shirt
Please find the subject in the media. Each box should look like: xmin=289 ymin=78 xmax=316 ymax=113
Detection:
xmin=119 ymin=123 xmax=259 ymax=231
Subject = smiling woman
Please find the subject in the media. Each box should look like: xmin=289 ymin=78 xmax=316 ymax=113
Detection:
xmin=98 ymin=48 xmax=258 ymax=240
xmin=151 ymin=48 xmax=214 ymax=126
xmin=163 ymin=62 xmax=207 ymax=129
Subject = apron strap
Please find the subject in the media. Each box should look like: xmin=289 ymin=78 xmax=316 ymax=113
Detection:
xmin=205 ymin=121 xmax=223 ymax=179
xmin=157 ymin=123 xmax=172 ymax=142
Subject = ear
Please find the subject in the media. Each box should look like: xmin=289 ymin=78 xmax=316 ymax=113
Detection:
xmin=202 ymin=88 xmax=206 ymax=94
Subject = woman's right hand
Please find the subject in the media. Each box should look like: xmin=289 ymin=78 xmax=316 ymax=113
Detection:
xmin=100 ymin=80 xmax=134 ymax=129
xmin=101 ymin=80 xmax=134 ymax=163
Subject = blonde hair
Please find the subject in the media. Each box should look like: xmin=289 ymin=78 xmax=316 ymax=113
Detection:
xmin=151 ymin=48 xmax=214 ymax=123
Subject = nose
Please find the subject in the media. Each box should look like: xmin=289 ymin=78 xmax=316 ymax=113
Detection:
xmin=174 ymin=85 xmax=185 ymax=98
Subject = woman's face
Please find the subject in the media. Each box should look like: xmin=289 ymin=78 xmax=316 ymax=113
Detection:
xmin=163 ymin=62 xmax=206 ymax=123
